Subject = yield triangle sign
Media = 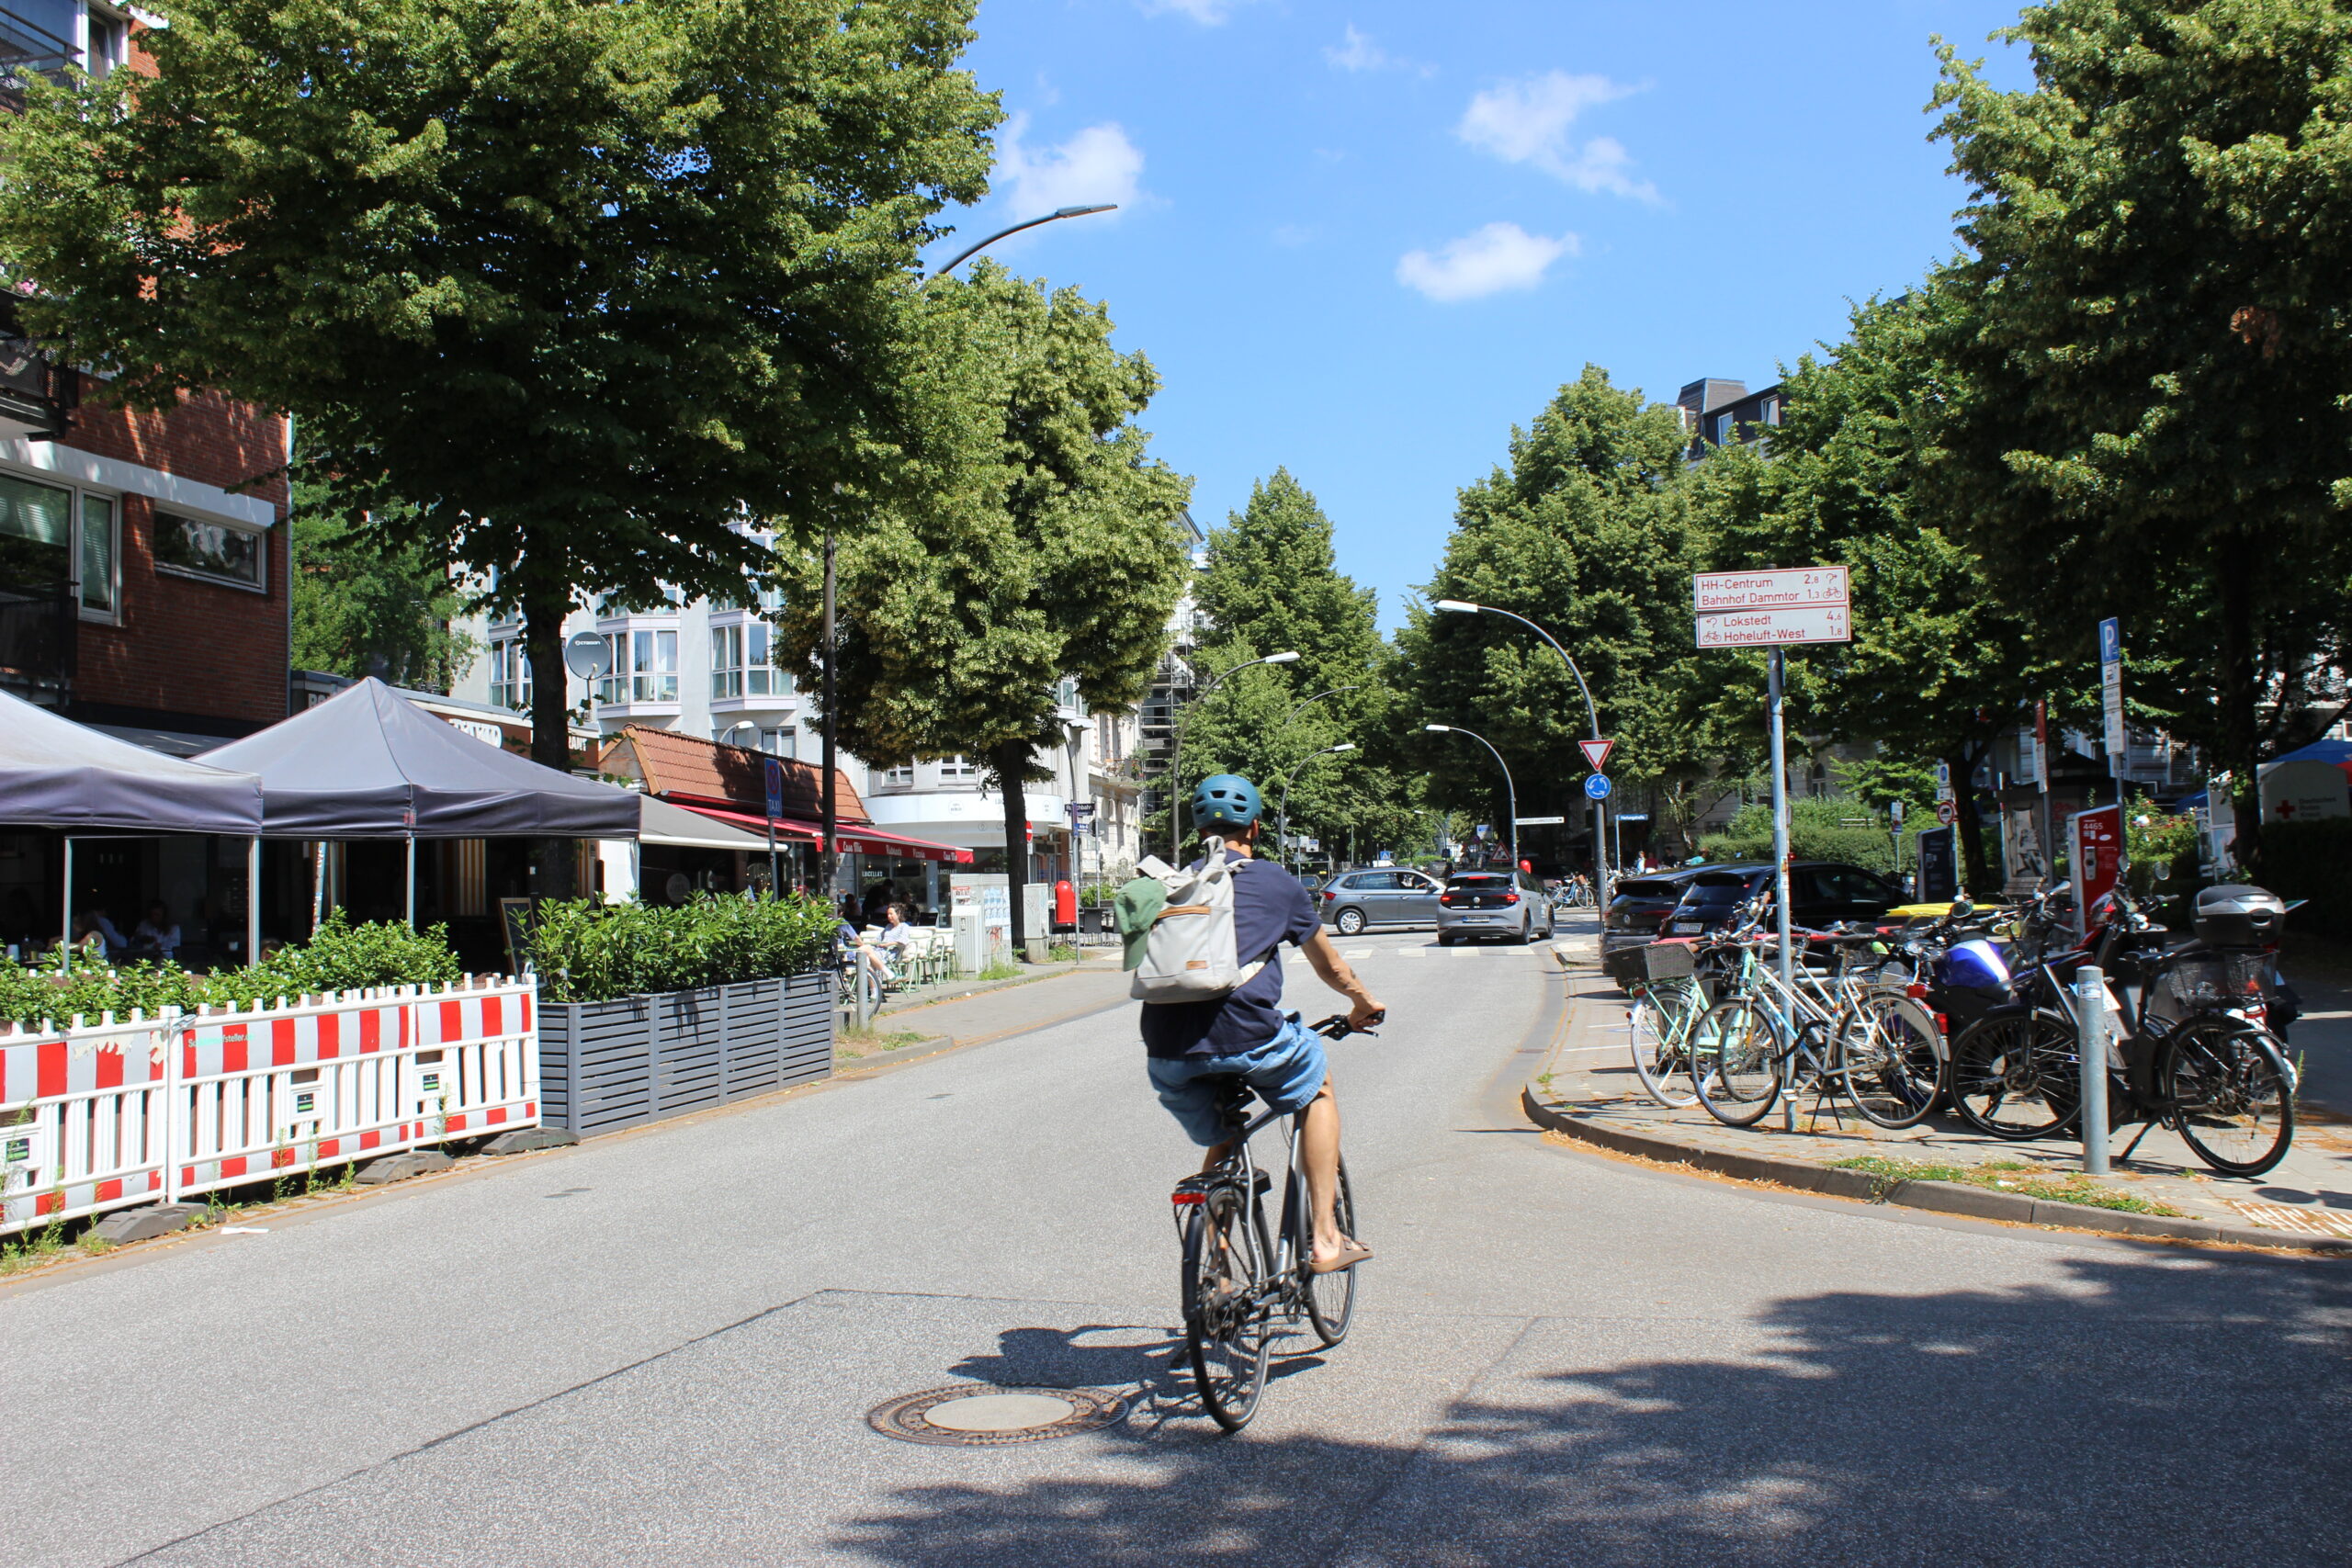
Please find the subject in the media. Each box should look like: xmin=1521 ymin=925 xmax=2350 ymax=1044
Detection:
xmin=1578 ymin=739 xmax=1614 ymax=773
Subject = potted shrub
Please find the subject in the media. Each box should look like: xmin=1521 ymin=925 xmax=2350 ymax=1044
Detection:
xmin=526 ymin=895 xmax=837 ymax=1135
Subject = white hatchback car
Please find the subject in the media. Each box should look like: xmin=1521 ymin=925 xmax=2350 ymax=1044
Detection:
xmin=1436 ymin=870 xmax=1555 ymax=945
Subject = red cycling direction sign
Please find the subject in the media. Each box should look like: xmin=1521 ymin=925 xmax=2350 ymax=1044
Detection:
xmin=1578 ymin=739 xmax=1614 ymax=773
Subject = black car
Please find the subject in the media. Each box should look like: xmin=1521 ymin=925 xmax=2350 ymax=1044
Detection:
xmin=1661 ymin=861 xmax=1906 ymax=938
xmin=1600 ymin=868 xmax=1706 ymax=961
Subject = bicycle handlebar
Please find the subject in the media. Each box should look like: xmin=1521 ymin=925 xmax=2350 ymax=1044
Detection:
xmin=1311 ymin=1010 xmax=1385 ymax=1039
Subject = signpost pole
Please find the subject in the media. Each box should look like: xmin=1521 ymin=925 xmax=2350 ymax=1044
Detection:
xmin=2035 ymin=699 xmax=2054 ymax=894
xmin=764 ymin=757 xmax=784 ymax=902
xmin=1768 ymin=649 xmax=1792 ymax=994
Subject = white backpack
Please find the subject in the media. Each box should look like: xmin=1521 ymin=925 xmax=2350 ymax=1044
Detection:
xmin=1129 ymin=852 xmax=1272 ymax=1003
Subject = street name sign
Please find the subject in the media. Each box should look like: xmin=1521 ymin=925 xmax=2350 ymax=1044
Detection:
xmin=1583 ymin=774 xmax=1612 ymax=801
xmin=1514 ymin=815 xmax=1566 ymax=827
xmin=1577 ymin=739 xmax=1614 ymax=772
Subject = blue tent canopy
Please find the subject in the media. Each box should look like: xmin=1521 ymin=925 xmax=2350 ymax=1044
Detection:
xmin=2174 ymin=738 xmax=2352 ymax=810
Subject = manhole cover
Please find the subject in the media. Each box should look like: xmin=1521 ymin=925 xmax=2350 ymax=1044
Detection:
xmin=866 ymin=1384 xmax=1127 ymax=1447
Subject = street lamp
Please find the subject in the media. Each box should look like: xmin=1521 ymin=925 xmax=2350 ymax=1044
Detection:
xmin=925 ymin=204 xmax=1119 ymax=284
xmin=1426 ymin=724 xmax=1519 ymax=871
xmin=1431 ymin=600 xmax=1609 ymax=912
xmin=1274 ymin=743 xmax=1356 ymax=873
xmin=1169 ymin=649 xmax=1301 ymax=860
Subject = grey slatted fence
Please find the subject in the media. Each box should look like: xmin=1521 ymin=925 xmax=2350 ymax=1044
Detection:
xmin=537 ymin=971 xmax=832 ymax=1135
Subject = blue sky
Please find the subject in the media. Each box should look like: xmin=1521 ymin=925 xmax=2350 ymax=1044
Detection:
xmin=922 ymin=2 xmax=2035 ymax=629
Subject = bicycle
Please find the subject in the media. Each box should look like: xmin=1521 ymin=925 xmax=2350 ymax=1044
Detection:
xmin=1173 ymin=1010 xmax=1382 ymax=1432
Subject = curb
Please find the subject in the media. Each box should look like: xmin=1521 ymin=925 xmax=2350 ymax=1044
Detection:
xmin=1521 ymin=1086 xmax=2352 ymax=1256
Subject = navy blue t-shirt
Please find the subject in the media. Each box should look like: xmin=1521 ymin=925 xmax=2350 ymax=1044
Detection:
xmin=1139 ymin=852 xmax=1324 ymax=1058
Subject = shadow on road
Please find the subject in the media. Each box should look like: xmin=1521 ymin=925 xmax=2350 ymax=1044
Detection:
xmin=840 ymin=1253 xmax=2352 ymax=1567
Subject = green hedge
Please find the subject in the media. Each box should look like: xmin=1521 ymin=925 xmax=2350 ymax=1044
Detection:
xmin=1700 ymin=797 xmax=1909 ymax=877
xmin=0 ymin=912 xmax=463 ymax=1029
xmin=2254 ymin=818 xmax=2352 ymax=942
xmin=526 ymin=893 xmax=838 ymax=1005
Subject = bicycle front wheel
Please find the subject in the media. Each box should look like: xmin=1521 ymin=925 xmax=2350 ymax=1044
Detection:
xmin=2162 ymin=1019 xmax=2296 ymax=1177
xmin=1182 ymin=1183 xmax=1270 ymax=1431
xmin=1949 ymin=1010 xmax=2078 ymax=1139
xmin=1838 ymin=993 xmax=1945 ymax=1130
xmin=1629 ymin=980 xmax=1702 ymax=1107
xmin=1692 ymin=997 xmax=1782 ymax=1129
xmin=1304 ymin=1158 xmax=1358 ymax=1347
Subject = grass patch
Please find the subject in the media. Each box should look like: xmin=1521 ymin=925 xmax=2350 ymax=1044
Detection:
xmin=1826 ymin=1154 xmax=2187 ymax=1217
xmin=975 ymin=962 xmax=1023 ymax=981
xmin=1046 ymin=943 xmax=1080 ymax=964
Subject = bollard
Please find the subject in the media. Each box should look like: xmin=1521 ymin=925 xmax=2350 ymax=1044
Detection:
xmin=2075 ymin=964 xmax=2110 ymax=1176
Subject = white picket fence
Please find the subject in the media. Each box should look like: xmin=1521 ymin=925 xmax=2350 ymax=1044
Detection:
xmin=0 ymin=976 xmax=537 ymax=1236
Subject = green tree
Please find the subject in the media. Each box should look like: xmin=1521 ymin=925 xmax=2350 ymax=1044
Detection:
xmin=0 ymin=0 xmax=999 ymax=864
xmin=1931 ymin=0 xmax=2352 ymax=871
xmin=289 ymin=459 xmax=475 ymax=693
xmin=1689 ymin=287 xmax=2053 ymax=892
xmin=768 ymin=263 xmax=1192 ymax=950
xmin=1396 ymin=366 xmax=1705 ymax=868
xmin=1178 ymin=469 xmax=1405 ymax=865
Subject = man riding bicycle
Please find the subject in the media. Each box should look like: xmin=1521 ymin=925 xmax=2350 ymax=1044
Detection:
xmin=1142 ymin=773 xmax=1384 ymax=1274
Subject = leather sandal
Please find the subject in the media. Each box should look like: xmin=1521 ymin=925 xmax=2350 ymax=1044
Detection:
xmin=1311 ymin=1240 xmax=1374 ymax=1275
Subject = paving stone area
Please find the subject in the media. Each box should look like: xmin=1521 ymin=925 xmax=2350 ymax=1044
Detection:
xmin=1531 ymin=965 xmax=2352 ymax=1242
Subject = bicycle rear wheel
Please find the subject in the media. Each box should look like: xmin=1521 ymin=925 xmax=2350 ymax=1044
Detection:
xmin=1182 ymin=1183 xmax=1270 ymax=1431
xmin=1304 ymin=1158 xmax=1358 ymax=1347
xmin=1629 ymin=980 xmax=1702 ymax=1107
xmin=2162 ymin=1019 xmax=2296 ymax=1177
xmin=1692 ymin=997 xmax=1782 ymax=1128
xmin=1839 ymin=993 xmax=1945 ymax=1129
xmin=1949 ymin=1010 xmax=2078 ymax=1139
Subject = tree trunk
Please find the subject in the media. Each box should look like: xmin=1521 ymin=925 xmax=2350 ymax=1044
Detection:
xmin=2215 ymin=537 xmax=2264 ymax=876
xmin=522 ymin=561 xmax=577 ymax=902
xmin=994 ymin=739 xmax=1035 ymax=962
xmin=1949 ymin=746 xmax=1994 ymax=898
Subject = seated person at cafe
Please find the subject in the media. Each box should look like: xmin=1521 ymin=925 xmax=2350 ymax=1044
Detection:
xmin=133 ymin=902 xmax=181 ymax=963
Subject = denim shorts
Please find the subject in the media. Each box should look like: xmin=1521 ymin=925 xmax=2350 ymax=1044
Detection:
xmin=1148 ymin=1015 xmax=1329 ymax=1147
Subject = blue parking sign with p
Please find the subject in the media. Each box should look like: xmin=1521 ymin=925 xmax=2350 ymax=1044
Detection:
xmin=2099 ymin=617 xmax=2120 ymax=665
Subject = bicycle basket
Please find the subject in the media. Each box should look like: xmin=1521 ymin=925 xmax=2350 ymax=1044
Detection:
xmin=2150 ymin=950 xmax=2270 ymax=1022
xmin=1640 ymin=941 xmax=1696 ymax=983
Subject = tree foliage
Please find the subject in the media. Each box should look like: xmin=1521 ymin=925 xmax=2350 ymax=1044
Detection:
xmin=1397 ymin=367 xmax=1708 ymax=865
xmin=290 ymin=456 xmax=475 ymax=693
xmin=768 ymin=263 xmax=1192 ymax=940
xmin=1930 ymin=0 xmax=2352 ymax=868
xmin=0 ymin=0 xmax=1000 ymax=795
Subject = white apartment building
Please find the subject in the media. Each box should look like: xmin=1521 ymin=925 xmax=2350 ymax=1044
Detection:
xmin=453 ymin=584 xmax=1137 ymax=897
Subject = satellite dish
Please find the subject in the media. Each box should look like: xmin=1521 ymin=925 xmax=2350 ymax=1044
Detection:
xmin=720 ymin=722 xmax=761 ymax=750
xmin=563 ymin=630 xmax=613 ymax=681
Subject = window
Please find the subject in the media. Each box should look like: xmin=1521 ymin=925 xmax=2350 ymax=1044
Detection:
xmin=1760 ymin=396 xmax=1781 ymax=426
xmin=938 ymin=754 xmax=976 ymax=781
xmin=488 ymin=638 xmax=532 ymax=712
xmin=880 ymin=763 xmax=914 ymax=786
xmin=1056 ymin=676 xmax=1079 ymax=710
xmin=154 ymin=512 xmax=266 ymax=590
xmin=0 ymin=472 xmax=121 ymax=616
xmin=711 ymin=620 xmax=790 ymax=701
xmin=77 ymin=494 xmax=114 ymax=614
xmin=594 ymin=627 xmax=678 ymax=704
xmin=1713 ymin=412 xmax=1735 ymax=444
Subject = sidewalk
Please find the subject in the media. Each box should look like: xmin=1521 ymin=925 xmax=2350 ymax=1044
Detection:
xmin=1526 ymin=960 xmax=2352 ymax=1251
xmin=841 ymin=957 xmax=1133 ymax=1068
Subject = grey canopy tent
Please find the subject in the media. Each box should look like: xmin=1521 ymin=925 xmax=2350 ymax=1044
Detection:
xmin=0 ymin=685 xmax=266 ymax=960
xmin=199 ymin=678 xmax=640 ymax=924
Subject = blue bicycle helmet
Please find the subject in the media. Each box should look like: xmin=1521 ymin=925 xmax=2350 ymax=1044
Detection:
xmin=1191 ymin=773 xmax=1263 ymax=831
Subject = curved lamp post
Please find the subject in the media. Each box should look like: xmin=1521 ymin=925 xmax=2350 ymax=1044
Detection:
xmin=925 ymin=204 xmax=1118 ymax=284
xmin=1426 ymin=724 xmax=1518 ymax=870
xmin=1279 ymin=683 xmax=1363 ymax=732
xmin=1274 ymin=743 xmax=1356 ymax=873
xmin=1431 ymin=600 xmax=1608 ymax=911
xmin=1170 ymin=649 xmax=1300 ymax=859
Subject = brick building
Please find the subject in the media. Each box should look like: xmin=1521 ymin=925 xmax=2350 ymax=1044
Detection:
xmin=0 ymin=5 xmax=291 ymax=750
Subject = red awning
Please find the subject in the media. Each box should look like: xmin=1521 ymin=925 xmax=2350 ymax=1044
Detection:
xmin=669 ymin=801 xmax=972 ymax=864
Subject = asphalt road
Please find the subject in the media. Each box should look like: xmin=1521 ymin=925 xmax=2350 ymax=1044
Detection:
xmin=5 ymin=921 xmax=2347 ymax=1567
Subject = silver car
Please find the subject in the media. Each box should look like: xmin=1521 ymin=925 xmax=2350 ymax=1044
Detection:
xmin=1317 ymin=868 xmax=1446 ymax=935
xmin=1436 ymin=869 xmax=1555 ymax=945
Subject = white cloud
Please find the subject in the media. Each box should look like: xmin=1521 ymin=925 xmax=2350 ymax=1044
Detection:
xmin=995 ymin=114 xmax=1145 ymax=216
xmin=1143 ymin=0 xmax=1252 ymax=23
xmin=1396 ymin=222 xmax=1577 ymax=302
xmin=1458 ymin=71 xmax=1659 ymax=202
xmin=1327 ymin=24 xmax=1434 ymax=76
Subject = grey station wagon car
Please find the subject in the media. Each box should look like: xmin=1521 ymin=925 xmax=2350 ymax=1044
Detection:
xmin=1436 ymin=870 xmax=1556 ymax=945
xmin=1317 ymin=868 xmax=1446 ymax=935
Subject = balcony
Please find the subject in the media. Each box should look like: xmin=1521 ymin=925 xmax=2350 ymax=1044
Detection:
xmin=0 ymin=575 xmax=74 ymax=705
xmin=0 ymin=6 xmax=72 ymax=117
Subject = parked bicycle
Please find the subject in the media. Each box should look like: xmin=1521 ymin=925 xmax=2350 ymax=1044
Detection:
xmin=1174 ymin=1010 xmax=1381 ymax=1432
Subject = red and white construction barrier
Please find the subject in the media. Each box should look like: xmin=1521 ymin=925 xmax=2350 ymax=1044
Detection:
xmin=0 ymin=976 xmax=537 ymax=1235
